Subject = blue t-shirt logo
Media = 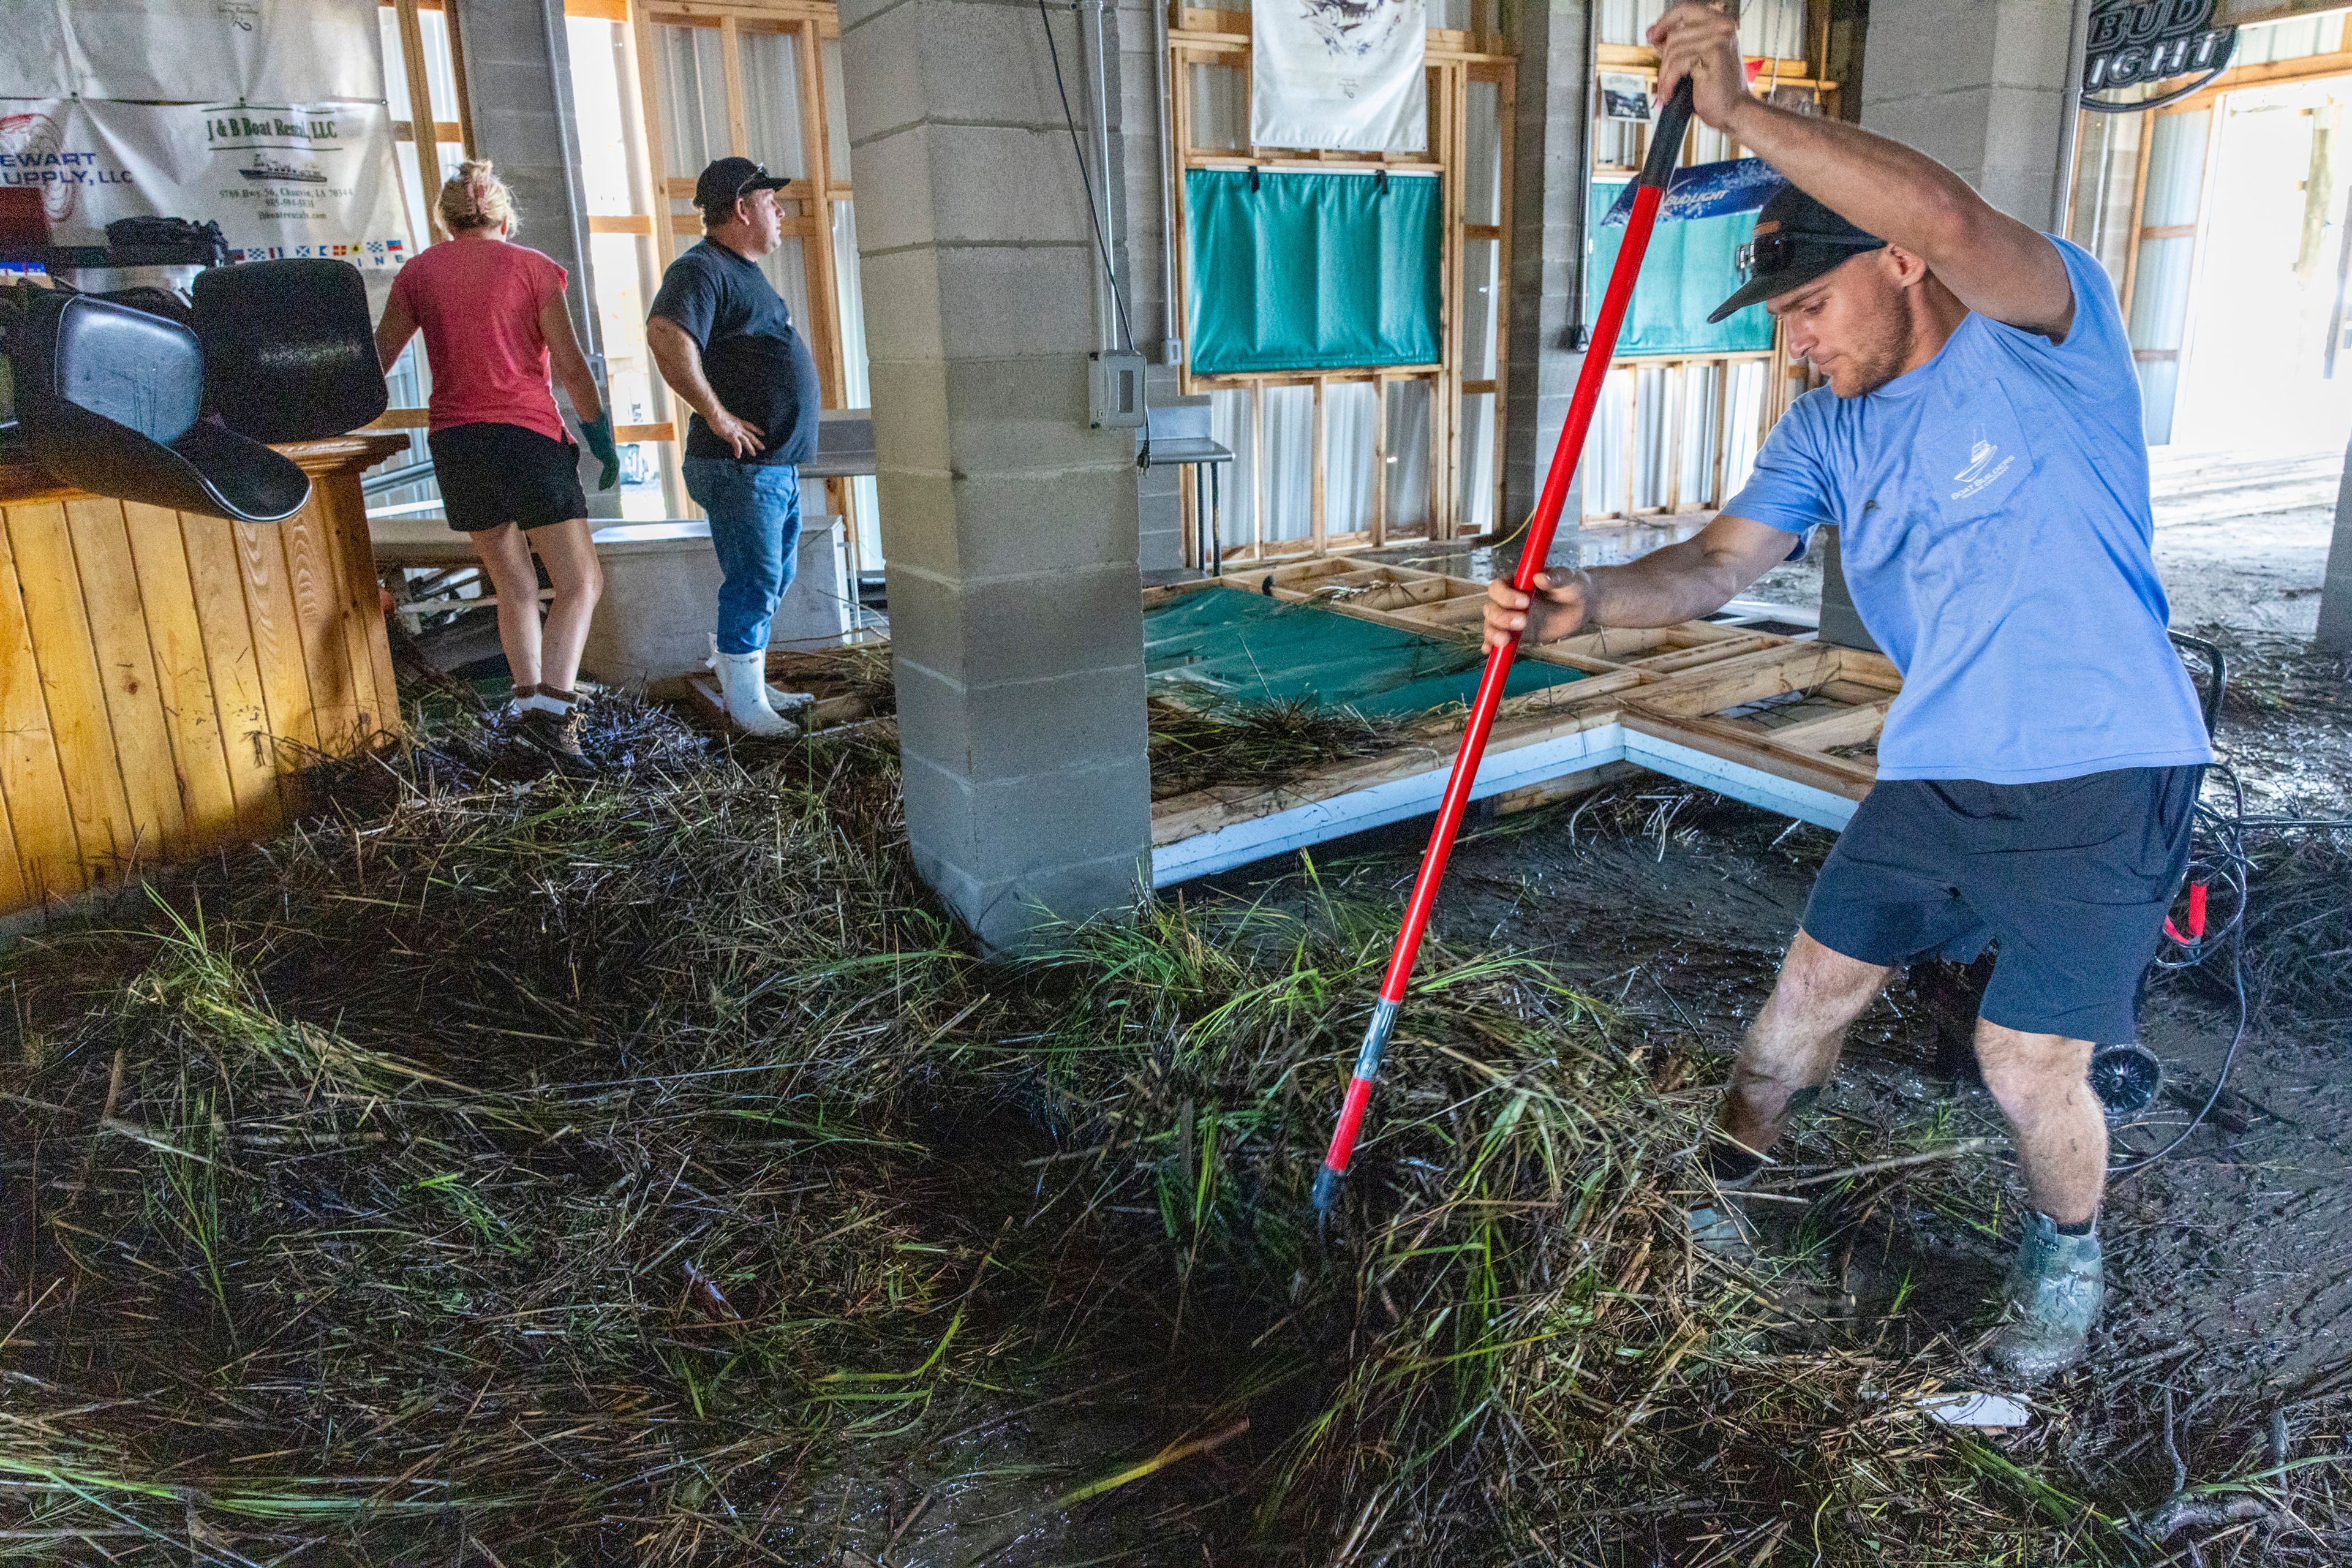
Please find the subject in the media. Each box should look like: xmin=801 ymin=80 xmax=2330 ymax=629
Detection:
xmin=1950 ymin=428 xmax=2014 ymax=502
xmin=1722 ymin=235 xmax=2213 ymax=785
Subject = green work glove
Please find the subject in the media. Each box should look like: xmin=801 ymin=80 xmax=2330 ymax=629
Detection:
xmin=579 ymin=411 xmax=622 ymax=492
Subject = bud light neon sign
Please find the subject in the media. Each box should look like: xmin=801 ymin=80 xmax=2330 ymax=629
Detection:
xmin=2081 ymin=0 xmax=2238 ymax=112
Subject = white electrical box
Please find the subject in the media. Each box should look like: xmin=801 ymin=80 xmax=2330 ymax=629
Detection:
xmin=1088 ymin=350 xmax=1147 ymax=429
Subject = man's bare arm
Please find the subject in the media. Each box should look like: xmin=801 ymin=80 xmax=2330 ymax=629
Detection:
xmin=1649 ymin=2 xmax=2073 ymax=339
xmin=647 ymin=315 xmax=764 ymax=458
xmin=1483 ymin=512 xmax=1800 ymax=650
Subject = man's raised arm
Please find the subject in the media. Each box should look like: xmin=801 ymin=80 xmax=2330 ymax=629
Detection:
xmin=1649 ymin=2 xmax=2074 ymax=339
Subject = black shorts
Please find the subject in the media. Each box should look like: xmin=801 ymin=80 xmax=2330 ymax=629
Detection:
xmin=1802 ymin=766 xmax=2201 ymax=1043
xmin=427 ymin=421 xmax=587 ymax=533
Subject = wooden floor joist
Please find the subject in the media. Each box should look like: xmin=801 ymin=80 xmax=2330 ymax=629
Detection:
xmin=1139 ymin=558 xmax=1897 ymax=884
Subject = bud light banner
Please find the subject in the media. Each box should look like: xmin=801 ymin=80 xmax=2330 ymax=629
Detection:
xmin=1252 ymin=0 xmax=1428 ymax=154
xmin=0 ymin=99 xmax=408 ymax=267
xmin=1599 ymin=157 xmax=1784 ymax=228
xmin=0 ymin=0 xmax=380 ymax=105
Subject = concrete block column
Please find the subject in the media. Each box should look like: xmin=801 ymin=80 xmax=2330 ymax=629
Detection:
xmin=1501 ymin=0 xmax=1594 ymax=564
xmin=1859 ymin=0 xmax=2077 ymax=234
xmin=1110 ymin=0 xmax=1188 ymax=571
xmin=838 ymin=0 xmax=1154 ymax=954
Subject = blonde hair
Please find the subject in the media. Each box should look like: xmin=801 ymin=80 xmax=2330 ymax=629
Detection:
xmin=437 ymin=159 xmax=517 ymax=236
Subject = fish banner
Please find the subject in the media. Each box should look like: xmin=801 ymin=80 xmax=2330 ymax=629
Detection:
xmin=0 ymin=99 xmax=409 ymax=267
xmin=0 ymin=0 xmax=381 ymax=104
xmin=1251 ymin=0 xmax=1427 ymax=154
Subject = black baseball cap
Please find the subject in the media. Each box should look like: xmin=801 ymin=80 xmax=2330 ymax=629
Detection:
xmin=694 ymin=156 xmax=790 ymax=211
xmin=1706 ymin=185 xmax=1888 ymax=323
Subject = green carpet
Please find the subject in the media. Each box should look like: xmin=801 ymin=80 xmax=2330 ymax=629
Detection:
xmin=1142 ymin=588 xmax=1583 ymax=717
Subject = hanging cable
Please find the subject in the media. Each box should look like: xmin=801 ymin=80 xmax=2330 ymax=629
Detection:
xmin=1036 ymin=0 xmax=1156 ymax=469
xmin=2111 ymin=758 xmax=2254 ymax=1178
xmin=1036 ymin=0 xmax=1137 ymax=356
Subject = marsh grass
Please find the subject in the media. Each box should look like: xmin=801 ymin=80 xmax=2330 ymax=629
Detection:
xmin=1146 ymin=697 xmax=1402 ymax=802
xmin=0 ymin=701 xmax=2335 ymax=1563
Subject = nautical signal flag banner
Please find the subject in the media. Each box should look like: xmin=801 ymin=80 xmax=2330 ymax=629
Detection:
xmin=1251 ymin=0 xmax=1427 ymax=154
xmin=0 ymin=99 xmax=406 ymax=268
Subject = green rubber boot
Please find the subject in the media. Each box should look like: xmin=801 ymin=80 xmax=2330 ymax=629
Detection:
xmin=1987 ymin=1213 xmax=2103 ymax=1384
xmin=1685 ymin=1169 xmax=1759 ymax=1262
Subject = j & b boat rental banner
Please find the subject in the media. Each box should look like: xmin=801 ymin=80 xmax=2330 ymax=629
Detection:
xmin=0 ymin=99 xmax=409 ymax=267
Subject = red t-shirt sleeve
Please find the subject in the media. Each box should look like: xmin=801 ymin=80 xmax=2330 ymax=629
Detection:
xmin=529 ymin=251 xmax=568 ymax=311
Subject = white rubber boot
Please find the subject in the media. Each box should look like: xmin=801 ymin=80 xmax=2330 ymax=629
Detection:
xmin=711 ymin=647 xmax=799 ymax=737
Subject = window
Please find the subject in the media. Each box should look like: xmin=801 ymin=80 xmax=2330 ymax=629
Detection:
xmin=562 ymin=2 xmax=876 ymax=572
xmin=368 ymin=0 xmax=475 ymax=525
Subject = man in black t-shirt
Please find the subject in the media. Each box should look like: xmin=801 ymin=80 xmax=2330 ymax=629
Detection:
xmin=647 ymin=156 xmax=824 ymax=736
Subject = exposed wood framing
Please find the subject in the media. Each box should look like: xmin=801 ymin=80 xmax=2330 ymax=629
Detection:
xmin=1135 ymin=556 xmax=1896 ymax=878
xmin=393 ymin=0 xmax=445 ymax=233
xmin=1167 ymin=12 xmax=1515 ymax=564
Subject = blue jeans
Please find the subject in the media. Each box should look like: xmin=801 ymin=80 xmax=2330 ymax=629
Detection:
xmin=683 ymin=457 xmax=802 ymax=655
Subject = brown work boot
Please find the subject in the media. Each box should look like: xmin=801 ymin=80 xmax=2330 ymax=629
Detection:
xmin=516 ymin=698 xmax=595 ymax=778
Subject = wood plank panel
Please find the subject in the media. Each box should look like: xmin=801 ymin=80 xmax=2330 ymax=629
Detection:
xmin=312 ymin=470 xmax=401 ymax=734
xmin=1768 ymin=698 xmax=1890 ymax=752
xmin=4 ymin=502 xmax=140 ymax=880
xmin=281 ymin=502 xmax=363 ymax=749
xmin=1619 ymin=642 xmax=1844 ymax=718
xmin=64 ymin=499 xmax=192 ymax=860
xmin=122 ymin=503 xmax=243 ymax=854
xmin=179 ymin=514 xmax=287 ymax=837
xmin=234 ymin=514 xmax=323 ymax=753
xmin=0 ymin=509 xmax=75 ymax=902
xmin=1625 ymin=710 xmax=1877 ymax=796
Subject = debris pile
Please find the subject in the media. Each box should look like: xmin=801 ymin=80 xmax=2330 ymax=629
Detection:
xmin=0 ymin=704 xmax=2337 ymax=1563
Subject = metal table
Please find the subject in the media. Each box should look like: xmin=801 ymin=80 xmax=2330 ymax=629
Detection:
xmin=1141 ymin=432 xmax=1235 ymax=576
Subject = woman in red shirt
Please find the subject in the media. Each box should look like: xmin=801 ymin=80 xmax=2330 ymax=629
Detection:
xmin=374 ymin=160 xmax=619 ymax=774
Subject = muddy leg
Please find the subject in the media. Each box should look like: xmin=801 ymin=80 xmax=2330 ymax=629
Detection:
xmin=1716 ymin=931 xmax=1893 ymax=1159
xmin=1974 ymin=1022 xmax=2104 ymax=1225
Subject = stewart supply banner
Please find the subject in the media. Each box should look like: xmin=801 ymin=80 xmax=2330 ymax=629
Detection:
xmin=0 ymin=99 xmax=409 ymax=267
xmin=1252 ymin=0 xmax=1427 ymax=153
xmin=0 ymin=0 xmax=380 ymax=104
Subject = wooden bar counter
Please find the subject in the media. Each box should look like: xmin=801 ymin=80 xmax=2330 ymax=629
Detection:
xmin=0 ymin=434 xmax=406 ymax=912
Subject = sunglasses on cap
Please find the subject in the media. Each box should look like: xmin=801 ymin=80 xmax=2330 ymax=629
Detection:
xmin=1733 ymin=228 xmax=1885 ymax=284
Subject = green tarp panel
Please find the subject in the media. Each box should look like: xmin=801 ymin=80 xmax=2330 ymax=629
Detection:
xmin=1585 ymin=178 xmax=1774 ymax=357
xmin=1186 ymin=169 xmax=1442 ymax=375
xmin=1142 ymin=588 xmax=1583 ymax=717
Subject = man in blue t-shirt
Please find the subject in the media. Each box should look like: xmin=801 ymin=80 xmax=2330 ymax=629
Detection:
xmin=1486 ymin=4 xmax=2212 ymax=1381
xmin=648 ymin=155 xmax=824 ymax=737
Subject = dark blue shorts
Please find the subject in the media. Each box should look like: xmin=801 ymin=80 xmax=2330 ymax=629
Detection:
xmin=1802 ymin=766 xmax=2201 ymax=1043
xmin=428 ymin=421 xmax=587 ymax=533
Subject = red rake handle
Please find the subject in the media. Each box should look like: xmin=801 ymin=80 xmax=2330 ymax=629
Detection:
xmin=1313 ymin=82 xmax=1695 ymax=1218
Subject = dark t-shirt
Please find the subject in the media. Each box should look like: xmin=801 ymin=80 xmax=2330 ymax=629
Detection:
xmin=647 ymin=238 xmax=821 ymax=467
